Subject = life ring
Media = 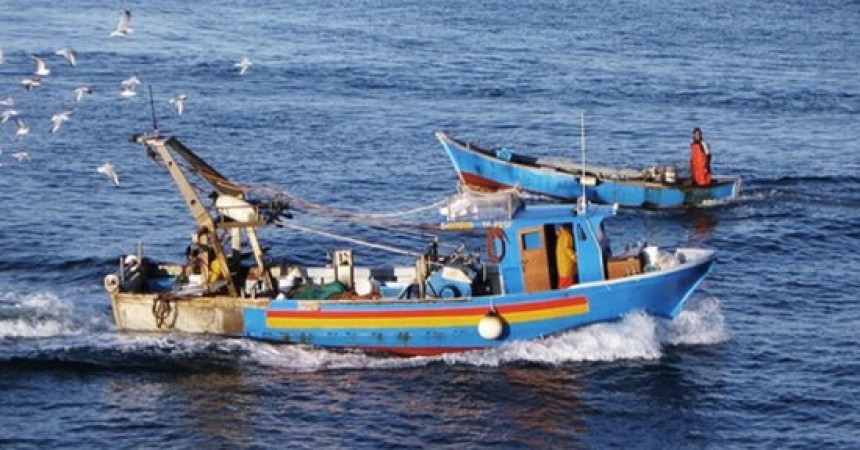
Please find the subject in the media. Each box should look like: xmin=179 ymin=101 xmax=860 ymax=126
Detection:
xmin=486 ymin=228 xmax=506 ymax=263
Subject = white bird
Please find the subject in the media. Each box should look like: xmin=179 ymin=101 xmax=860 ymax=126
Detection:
xmin=21 ymin=76 xmax=41 ymax=91
xmin=0 ymin=97 xmax=13 ymax=107
xmin=235 ymin=57 xmax=252 ymax=75
xmin=121 ymin=75 xmax=141 ymax=89
xmin=1 ymin=109 xmax=19 ymax=124
xmin=32 ymin=56 xmax=50 ymax=76
xmin=169 ymin=94 xmax=187 ymax=116
xmin=0 ymin=47 xmax=4 ymax=65
xmin=15 ymin=119 xmax=29 ymax=137
xmin=97 ymin=162 xmax=120 ymax=186
xmin=56 ymin=47 xmax=77 ymax=67
xmin=110 ymin=10 xmax=133 ymax=37
xmin=50 ymin=110 xmax=73 ymax=133
xmin=73 ymin=86 xmax=93 ymax=102
xmin=119 ymin=76 xmax=140 ymax=98
xmin=12 ymin=152 xmax=30 ymax=162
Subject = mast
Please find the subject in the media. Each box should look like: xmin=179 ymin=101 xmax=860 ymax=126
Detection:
xmin=578 ymin=112 xmax=587 ymax=213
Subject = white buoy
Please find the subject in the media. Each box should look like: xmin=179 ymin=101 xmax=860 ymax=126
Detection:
xmin=477 ymin=311 xmax=505 ymax=340
xmin=103 ymin=274 xmax=120 ymax=293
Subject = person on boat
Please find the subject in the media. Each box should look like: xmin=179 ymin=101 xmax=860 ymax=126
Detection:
xmin=556 ymin=224 xmax=577 ymax=289
xmin=187 ymin=248 xmax=210 ymax=285
xmin=208 ymin=256 xmax=223 ymax=283
xmin=690 ymin=127 xmax=712 ymax=186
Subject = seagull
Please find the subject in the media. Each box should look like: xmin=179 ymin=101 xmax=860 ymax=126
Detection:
xmin=50 ymin=110 xmax=73 ymax=133
xmin=110 ymin=10 xmax=133 ymax=37
xmin=1 ymin=109 xmax=18 ymax=124
xmin=32 ymin=56 xmax=50 ymax=76
xmin=120 ymin=76 xmax=140 ymax=98
xmin=121 ymin=75 xmax=141 ymax=89
xmin=15 ymin=119 xmax=29 ymax=137
xmin=21 ymin=76 xmax=41 ymax=91
xmin=235 ymin=57 xmax=252 ymax=75
xmin=0 ymin=97 xmax=13 ymax=107
xmin=169 ymin=94 xmax=186 ymax=116
xmin=73 ymin=86 xmax=93 ymax=102
xmin=56 ymin=47 xmax=77 ymax=67
xmin=12 ymin=152 xmax=30 ymax=162
xmin=97 ymin=162 xmax=120 ymax=186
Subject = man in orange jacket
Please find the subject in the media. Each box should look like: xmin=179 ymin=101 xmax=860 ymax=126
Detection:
xmin=690 ymin=127 xmax=712 ymax=186
xmin=556 ymin=224 xmax=577 ymax=289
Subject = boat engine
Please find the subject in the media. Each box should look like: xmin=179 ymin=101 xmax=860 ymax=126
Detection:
xmin=424 ymin=245 xmax=489 ymax=298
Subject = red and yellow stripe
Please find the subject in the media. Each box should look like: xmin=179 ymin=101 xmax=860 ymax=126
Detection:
xmin=266 ymin=296 xmax=588 ymax=330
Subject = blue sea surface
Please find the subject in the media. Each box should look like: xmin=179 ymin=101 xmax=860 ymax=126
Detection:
xmin=1 ymin=0 xmax=859 ymax=448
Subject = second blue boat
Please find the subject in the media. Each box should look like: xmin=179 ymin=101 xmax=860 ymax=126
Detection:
xmin=436 ymin=131 xmax=742 ymax=209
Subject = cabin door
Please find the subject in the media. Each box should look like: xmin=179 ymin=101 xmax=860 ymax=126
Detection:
xmin=518 ymin=226 xmax=552 ymax=293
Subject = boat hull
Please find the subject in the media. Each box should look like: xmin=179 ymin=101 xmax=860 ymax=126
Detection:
xmin=242 ymin=249 xmax=715 ymax=356
xmin=438 ymin=133 xmax=741 ymax=209
xmin=109 ymin=252 xmax=713 ymax=356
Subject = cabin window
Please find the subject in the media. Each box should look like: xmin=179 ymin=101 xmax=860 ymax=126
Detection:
xmin=521 ymin=231 xmax=543 ymax=250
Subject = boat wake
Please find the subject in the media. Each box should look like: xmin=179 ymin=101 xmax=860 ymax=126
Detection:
xmin=0 ymin=291 xmax=107 ymax=339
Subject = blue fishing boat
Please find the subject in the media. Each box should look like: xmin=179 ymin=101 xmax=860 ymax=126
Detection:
xmin=436 ymin=131 xmax=742 ymax=209
xmin=106 ymin=133 xmax=717 ymax=356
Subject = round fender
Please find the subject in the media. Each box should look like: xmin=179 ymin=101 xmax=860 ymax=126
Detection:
xmin=486 ymin=228 xmax=506 ymax=263
xmin=478 ymin=310 xmax=505 ymax=340
xmin=104 ymin=274 xmax=120 ymax=293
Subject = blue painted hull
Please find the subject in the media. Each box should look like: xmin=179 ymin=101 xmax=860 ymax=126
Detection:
xmin=438 ymin=132 xmax=742 ymax=209
xmin=242 ymin=250 xmax=715 ymax=356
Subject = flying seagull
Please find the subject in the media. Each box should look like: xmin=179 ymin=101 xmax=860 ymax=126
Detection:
xmin=0 ymin=97 xmax=13 ymax=107
xmin=21 ymin=76 xmax=41 ymax=91
xmin=15 ymin=119 xmax=29 ymax=137
xmin=73 ymin=86 xmax=93 ymax=102
xmin=12 ymin=152 xmax=30 ymax=162
xmin=97 ymin=162 xmax=120 ymax=186
xmin=120 ymin=75 xmax=140 ymax=98
xmin=32 ymin=56 xmax=50 ymax=76
xmin=1 ymin=109 xmax=20 ymax=124
xmin=121 ymin=75 xmax=141 ymax=89
xmin=235 ymin=57 xmax=252 ymax=75
xmin=169 ymin=94 xmax=186 ymax=116
xmin=56 ymin=47 xmax=77 ymax=67
xmin=110 ymin=10 xmax=133 ymax=37
xmin=50 ymin=110 xmax=73 ymax=133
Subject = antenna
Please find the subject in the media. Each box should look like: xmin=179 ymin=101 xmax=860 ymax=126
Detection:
xmin=148 ymin=85 xmax=159 ymax=136
xmin=578 ymin=112 xmax=587 ymax=213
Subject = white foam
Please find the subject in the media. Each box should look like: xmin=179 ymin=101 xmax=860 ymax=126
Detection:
xmin=0 ymin=292 xmax=95 ymax=338
xmin=658 ymin=296 xmax=729 ymax=346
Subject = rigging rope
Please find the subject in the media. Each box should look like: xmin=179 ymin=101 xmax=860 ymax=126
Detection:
xmin=279 ymin=222 xmax=422 ymax=257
